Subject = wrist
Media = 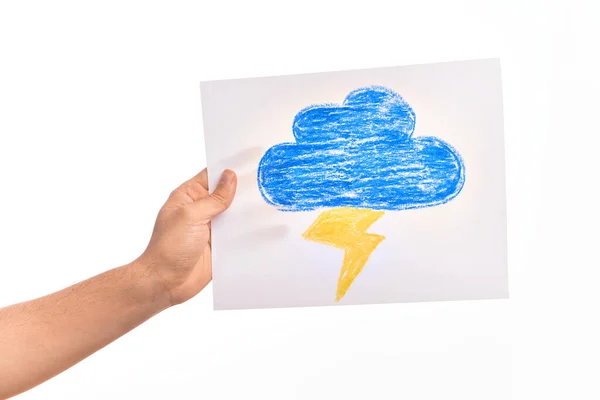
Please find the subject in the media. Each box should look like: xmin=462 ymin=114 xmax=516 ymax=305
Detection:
xmin=125 ymin=258 xmax=173 ymax=313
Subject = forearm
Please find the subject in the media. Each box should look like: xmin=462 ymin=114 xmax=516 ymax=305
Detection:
xmin=0 ymin=260 xmax=170 ymax=399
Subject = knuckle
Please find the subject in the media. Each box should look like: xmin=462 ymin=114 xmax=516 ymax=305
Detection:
xmin=178 ymin=205 xmax=195 ymax=220
xmin=210 ymin=191 xmax=228 ymax=206
xmin=169 ymin=188 xmax=182 ymax=200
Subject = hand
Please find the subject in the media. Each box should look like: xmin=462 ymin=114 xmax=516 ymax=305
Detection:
xmin=138 ymin=168 xmax=237 ymax=306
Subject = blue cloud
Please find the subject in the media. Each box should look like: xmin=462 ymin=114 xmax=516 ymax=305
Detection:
xmin=257 ymin=86 xmax=465 ymax=211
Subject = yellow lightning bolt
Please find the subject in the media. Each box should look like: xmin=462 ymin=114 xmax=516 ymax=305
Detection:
xmin=302 ymin=207 xmax=385 ymax=301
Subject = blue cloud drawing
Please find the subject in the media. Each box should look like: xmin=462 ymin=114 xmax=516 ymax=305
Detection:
xmin=257 ymin=86 xmax=465 ymax=211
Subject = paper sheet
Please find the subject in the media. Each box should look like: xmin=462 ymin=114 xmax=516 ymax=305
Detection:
xmin=201 ymin=59 xmax=508 ymax=310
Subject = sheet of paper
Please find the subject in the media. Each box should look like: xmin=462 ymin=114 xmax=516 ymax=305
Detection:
xmin=201 ymin=58 xmax=508 ymax=310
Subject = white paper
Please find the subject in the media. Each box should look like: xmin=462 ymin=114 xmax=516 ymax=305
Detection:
xmin=201 ymin=58 xmax=508 ymax=310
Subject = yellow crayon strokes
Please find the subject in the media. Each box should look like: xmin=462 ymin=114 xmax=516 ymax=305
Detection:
xmin=302 ymin=207 xmax=385 ymax=301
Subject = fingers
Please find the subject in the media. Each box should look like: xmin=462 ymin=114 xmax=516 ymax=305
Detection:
xmin=168 ymin=169 xmax=210 ymax=205
xmin=187 ymin=169 xmax=237 ymax=221
xmin=194 ymin=169 xmax=209 ymax=191
xmin=181 ymin=168 xmax=209 ymax=199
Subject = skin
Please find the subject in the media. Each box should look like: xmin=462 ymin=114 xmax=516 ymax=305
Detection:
xmin=0 ymin=168 xmax=237 ymax=400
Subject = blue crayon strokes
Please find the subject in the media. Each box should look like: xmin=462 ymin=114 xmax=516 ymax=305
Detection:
xmin=257 ymin=86 xmax=465 ymax=212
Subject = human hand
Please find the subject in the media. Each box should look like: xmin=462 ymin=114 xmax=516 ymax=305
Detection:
xmin=137 ymin=168 xmax=237 ymax=306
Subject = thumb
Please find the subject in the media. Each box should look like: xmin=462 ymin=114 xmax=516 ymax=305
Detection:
xmin=187 ymin=169 xmax=237 ymax=221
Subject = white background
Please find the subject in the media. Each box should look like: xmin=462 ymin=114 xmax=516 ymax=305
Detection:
xmin=202 ymin=59 xmax=509 ymax=310
xmin=0 ymin=1 xmax=597 ymax=399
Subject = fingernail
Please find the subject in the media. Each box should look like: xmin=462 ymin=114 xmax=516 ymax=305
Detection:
xmin=220 ymin=169 xmax=235 ymax=184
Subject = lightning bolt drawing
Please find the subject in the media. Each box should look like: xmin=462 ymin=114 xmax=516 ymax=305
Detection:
xmin=257 ymin=86 xmax=466 ymax=306
xmin=302 ymin=207 xmax=385 ymax=301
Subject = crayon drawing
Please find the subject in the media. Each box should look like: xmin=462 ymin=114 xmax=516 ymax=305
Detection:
xmin=201 ymin=59 xmax=508 ymax=310
xmin=257 ymin=86 xmax=465 ymax=300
